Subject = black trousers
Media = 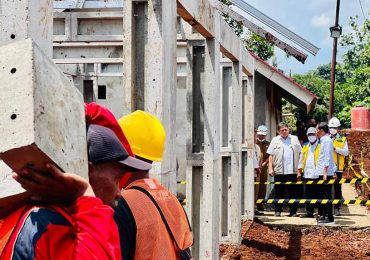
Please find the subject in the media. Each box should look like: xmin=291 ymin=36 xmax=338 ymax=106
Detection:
xmin=319 ymin=176 xmax=334 ymax=220
xmin=303 ymin=178 xmax=319 ymax=215
xmin=334 ymin=172 xmax=343 ymax=210
xmin=274 ymin=174 xmax=298 ymax=214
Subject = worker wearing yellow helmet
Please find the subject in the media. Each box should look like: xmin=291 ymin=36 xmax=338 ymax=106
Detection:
xmin=115 ymin=110 xmax=193 ymax=260
xmin=119 ymin=110 xmax=166 ymax=162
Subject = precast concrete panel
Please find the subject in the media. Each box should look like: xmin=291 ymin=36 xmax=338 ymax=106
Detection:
xmin=0 ymin=39 xmax=88 ymax=181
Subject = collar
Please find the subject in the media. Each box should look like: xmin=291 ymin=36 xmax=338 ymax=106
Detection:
xmin=279 ymin=134 xmax=291 ymax=141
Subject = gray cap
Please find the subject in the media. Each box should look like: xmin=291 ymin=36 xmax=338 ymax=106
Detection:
xmin=306 ymin=127 xmax=317 ymax=135
xmin=87 ymin=124 xmax=152 ymax=171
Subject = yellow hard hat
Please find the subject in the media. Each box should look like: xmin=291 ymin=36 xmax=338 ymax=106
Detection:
xmin=118 ymin=110 xmax=166 ymax=162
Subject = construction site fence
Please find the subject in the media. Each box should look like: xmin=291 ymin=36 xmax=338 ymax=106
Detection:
xmin=255 ymin=199 xmax=370 ymax=205
xmin=177 ymin=178 xmax=369 ymax=185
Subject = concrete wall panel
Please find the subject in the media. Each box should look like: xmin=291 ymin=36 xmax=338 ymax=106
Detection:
xmin=0 ymin=39 xmax=88 ymax=180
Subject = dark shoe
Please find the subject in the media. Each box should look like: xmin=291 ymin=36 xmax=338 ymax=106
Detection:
xmin=300 ymin=213 xmax=314 ymax=218
xmin=274 ymin=212 xmax=281 ymax=217
xmin=317 ymin=215 xmax=326 ymax=222
xmin=334 ymin=208 xmax=341 ymax=216
xmin=255 ymin=210 xmax=264 ymax=216
xmin=320 ymin=218 xmax=335 ymax=225
xmin=288 ymin=213 xmax=299 ymax=217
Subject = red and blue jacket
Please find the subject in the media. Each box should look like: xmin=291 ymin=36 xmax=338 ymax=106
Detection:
xmin=0 ymin=196 xmax=121 ymax=260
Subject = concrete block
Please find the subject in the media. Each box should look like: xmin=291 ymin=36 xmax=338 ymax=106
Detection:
xmin=0 ymin=161 xmax=25 ymax=198
xmin=0 ymin=39 xmax=88 ymax=180
xmin=0 ymin=0 xmax=53 ymax=57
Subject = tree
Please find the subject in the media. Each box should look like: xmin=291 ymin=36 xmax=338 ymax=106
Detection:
xmin=293 ymin=12 xmax=370 ymax=128
xmin=219 ymin=0 xmax=244 ymax=36
xmin=219 ymin=0 xmax=274 ymax=61
xmin=243 ymin=32 xmax=275 ymax=61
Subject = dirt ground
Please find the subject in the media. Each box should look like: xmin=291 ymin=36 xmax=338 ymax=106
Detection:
xmin=345 ymin=130 xmax=370 ymax=207
xmin=345 ymin=129 xmax=370 ymax=174
xmin=220 ymin=220 xmax=370 ymax=259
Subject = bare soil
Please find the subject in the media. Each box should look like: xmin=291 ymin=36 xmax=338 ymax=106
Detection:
xmin=345 ymin=130 xmax=370 ymax=207
xmin=220 ymin=219 xmax=370 ymax=259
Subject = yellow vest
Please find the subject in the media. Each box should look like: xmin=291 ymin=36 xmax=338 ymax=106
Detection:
xmin=333 ymin=136 xmax=347 ymax=171
xmin=302 ymin=142 xmax=320 ymax=173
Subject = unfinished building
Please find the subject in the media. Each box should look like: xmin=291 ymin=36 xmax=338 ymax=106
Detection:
xmin=0 ymin=0 xmax=319 ymax=259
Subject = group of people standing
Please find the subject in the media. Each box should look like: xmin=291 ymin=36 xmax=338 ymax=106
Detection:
xmin=254 ymin=117 xmax=349 ymax=225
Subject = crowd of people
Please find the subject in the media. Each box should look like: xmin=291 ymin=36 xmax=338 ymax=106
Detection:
xmin=254 ymin=117 xmax=349 ymax=225
xmin=0 ymin=103 xmax=193 ymax=259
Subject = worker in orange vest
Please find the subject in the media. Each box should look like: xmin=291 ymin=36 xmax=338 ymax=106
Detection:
xmin=116 ymin=110 xmax=193 ymax=260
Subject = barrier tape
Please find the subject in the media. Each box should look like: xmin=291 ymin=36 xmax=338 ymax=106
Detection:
xmin=255 ymin=178 xmax=369 ymax=185
xmin=255 ymin=199 xmax=370 ymax=205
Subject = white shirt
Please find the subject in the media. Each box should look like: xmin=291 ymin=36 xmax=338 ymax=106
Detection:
xmin=298 ymin=141 xmax=319 ymax=179
xmin=332 ymin=134 xmax=349 ymax=156
xmin=267 ymin=135 xmax=296 ymax=175
xmin=316 ymin=134 xmax=336 ymax=176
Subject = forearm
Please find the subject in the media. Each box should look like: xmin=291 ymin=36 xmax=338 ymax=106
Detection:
xmin=335 ymin=143 xmax=349 ymax=156
xmin=268 ymin=155 xmax=273 ymax=173
xmin=0 ymin=192 xmax=31 ymax=219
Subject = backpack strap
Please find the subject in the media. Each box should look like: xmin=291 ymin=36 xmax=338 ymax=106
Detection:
xmin=130 ymin=186 xmax=190 ymax=250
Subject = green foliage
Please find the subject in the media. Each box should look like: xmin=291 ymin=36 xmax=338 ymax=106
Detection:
xmin=219 ymin=0 xmax=274 ymax=61
xmin=243 ymin=33 xmax=275 ymax=61
xmin=219 ymin=0 xmax=244 ymax=36
xmin=293 ymin=11 xmax=370 ymax=128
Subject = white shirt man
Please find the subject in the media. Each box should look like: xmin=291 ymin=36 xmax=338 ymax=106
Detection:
xmin=267 ymin=134 xmax=301 ymax=175
xmin=316 ymin=134 xmax=336 ymax=177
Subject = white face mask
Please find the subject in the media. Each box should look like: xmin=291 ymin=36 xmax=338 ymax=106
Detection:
xmin=308 ymin=136 xmax=317 ymax=143
xmin=329 ymin=128 xmax=338 ymax=135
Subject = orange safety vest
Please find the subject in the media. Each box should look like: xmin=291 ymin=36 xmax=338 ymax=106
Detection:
xmin=122 ymin=179 xmax=193 ymax=260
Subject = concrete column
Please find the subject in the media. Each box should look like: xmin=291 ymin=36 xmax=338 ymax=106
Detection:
xmin=145 ymin=0 xmax=177 ymax=192
xmin=229 ymin=61 xmax=243 ymax=243
xmin=0 ymin=0 xmax=53 ymax=57
xmin=199 ymin=38 xmax=221 ymax=260
xmin=243 ymin=75 xmax=255 ymax=219
xmin=122 ymin=0 xmax=134 ymax=115
xmin=254 ymin=73 xmax=267 ymax=128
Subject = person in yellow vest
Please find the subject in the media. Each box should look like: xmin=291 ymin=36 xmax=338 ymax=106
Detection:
xmin=116 ymin=110 xmax=193 ymax=260
xmin=328 ymin=117 xmax=349 ymax=216
xmin=297 ymin=127 xmax=320 ymax=218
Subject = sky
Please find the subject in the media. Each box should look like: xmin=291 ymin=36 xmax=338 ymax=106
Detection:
xmin=232 ymin=0 xmax=370 ymax=75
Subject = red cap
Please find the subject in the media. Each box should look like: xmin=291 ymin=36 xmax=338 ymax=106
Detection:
xmin=85 ymin=103 xmax=134 ymax=156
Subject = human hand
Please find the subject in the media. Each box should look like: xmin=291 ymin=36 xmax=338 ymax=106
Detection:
xmin=333 ymin=173 xmax=337 ymax=180
xmin=269 ymin=170 xmax=274 ymax=177
xmin=257 ymin=168 xmax=261 ymax=176
xmin=323 ymin=173 xmax=327 ymax=181
xmin=297 ymin=173 xmax=302 ymax=181
xmin=13 ymin=164 xmax=94 ymax=205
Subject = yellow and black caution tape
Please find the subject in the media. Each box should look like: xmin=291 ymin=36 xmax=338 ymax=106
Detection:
xmin=255 ymin=199 xmax=370 ymax=205
xmin=255 ymin=178 xmax=369 ymax=185
xmin=177 ymin=181 xmax=187 ymax=185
